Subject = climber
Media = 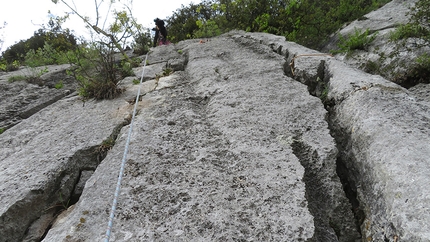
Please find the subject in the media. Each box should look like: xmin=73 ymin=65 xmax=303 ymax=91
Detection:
xmin=152 ymin=18 xmax=168 ymax=47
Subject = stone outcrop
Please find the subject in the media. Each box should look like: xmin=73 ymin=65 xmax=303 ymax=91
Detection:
xmin=0 ymin=64 xmax=76 ymax=130
xmin=256 ymin=31 xmax=430 ymax=241
xmin=1 ymin=10 xmax=430 ymax=242
xmin=323 ymin=0 xmax=430 ymax=87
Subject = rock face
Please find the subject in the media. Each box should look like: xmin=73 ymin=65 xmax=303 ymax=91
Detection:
xmin=281 ymin=36 xmax=430 ymax=240
xmin=323 ymin=0 xmax=430 ymax=87
xmin=1 ymin=31 xmax=429 ymax=242
xmin=0 ymin=64 xmax=76 ymax=130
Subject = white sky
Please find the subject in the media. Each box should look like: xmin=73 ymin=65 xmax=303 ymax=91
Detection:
xmin=0 ymin=0 xmax=202 ymax=51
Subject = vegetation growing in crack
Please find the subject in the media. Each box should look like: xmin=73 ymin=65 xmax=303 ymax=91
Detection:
xmin=7 ymin=75 xmax=26 ymax=83
xmin=55 ymin=80 xmax=64 ymax=89
xmin=163 ymin=67 xmax=173 ymax=76
xmin=7 ymin=67 xmax=49 ymax=84
xmin=332 ymin=28 xmax=377 ymax=56
xmin=319 ymin=81 xmax=329 ymax=105
xmin=58 ymin=191 xmax=71 ymax=210
xmin=97 ymin=136 xmax=116 ymax=158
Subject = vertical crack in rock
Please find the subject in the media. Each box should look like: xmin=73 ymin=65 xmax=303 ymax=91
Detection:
xmin=22 ymin=121 xmax=128 ymax=242
xmin=291 ymin=137 xmax=360 ymax=242
xmin=335 ymin=156 xmax=366 ymax=234
xmin=291 ymin=138 xmax=338 ymax=241
xmin=287 ymin=62 xmax=365 ymax=241
xmin=237 ymin=35 xmax=361 ymax=241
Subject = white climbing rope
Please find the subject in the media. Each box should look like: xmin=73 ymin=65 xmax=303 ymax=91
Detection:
xmin=105 ymin=53 xmax=149 ymax=242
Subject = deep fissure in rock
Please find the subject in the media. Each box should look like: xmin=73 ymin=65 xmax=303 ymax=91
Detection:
xmin=27 ymin=121 xmax=128 ymax=242
xmin=298 ymin=66 xmax=366 ymax=240
xmin=259 ymin=39 xmax=362 ymax=241
xmin=291 ymin=138 xmax=339 ymax=241
xmin=335 ymin=157 xmax=365 ymax=234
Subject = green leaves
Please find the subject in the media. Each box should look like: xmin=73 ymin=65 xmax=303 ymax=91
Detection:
xmin=166 ymin=0 xmax=390 ymax=50
xmin=334 ymin=28 xmax=377 ymax=56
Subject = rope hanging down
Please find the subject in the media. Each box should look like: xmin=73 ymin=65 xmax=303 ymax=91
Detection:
xmin=105 ymin=53 xmax=149 ymax=242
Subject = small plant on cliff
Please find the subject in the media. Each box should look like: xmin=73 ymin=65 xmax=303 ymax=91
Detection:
xmin=67 ymin=44 xmax=125 ymax=100
xmin=0 ymin=63 xmax=6 ymax=71
xmin=55 ymin=80 xmax=64 ymax=89
xmin=333 ymin=28 xmax=377 ymax=56
xmin=97 ymin=136 xmax=116 ymax=155
xmin=163 ymin=67 xmax=173 ymax=76
xmin=8 ymin=75 xmax=27 ymax=83
xmin=392 ymin=53 xmax=430 ymax=87
xmin=0 ymin=127 xmax=5 ymax=134
xmin=389 ymin=23 xmax=428 ymax=42
xmin=387 ymin=0 xmax=430 ymax=86
xmin=58 ymin=191 xmax=70 ymax=209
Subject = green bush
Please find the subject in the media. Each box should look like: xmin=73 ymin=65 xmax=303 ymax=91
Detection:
xmin=132 ymin=31 xmax=152 ymax=55
xmin=390 ymin=0 xmax=430 ymax=44
xmin=390 ymin=23 xmax=429 ymax=41
xmin=67 ymin=45 xmax=125 ymax=100
xmin=8 ymin=75 xmax=27 ymax=83
xmin=166 ymin=0 xmax=390 ymax=50
xmin=55 ymin=80 xmax=64 ymax=89
xmin=1 ymin=28 xmax=77 ymax=65
xmin=5 ymin=60 xmax=20 ymax=71
xmin=25 ymin=43 xmax=64 ymax=67
xmin=193 ymin=19 xmax=222 ymax=38
xmin=333 ymin=28 xmax=377 ymax=55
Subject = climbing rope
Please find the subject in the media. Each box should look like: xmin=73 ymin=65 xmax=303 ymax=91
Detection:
xmin=289 ymin=53 xmax=333 ymax=76
xmin=105 ymin=53 xmax=149 ymax=242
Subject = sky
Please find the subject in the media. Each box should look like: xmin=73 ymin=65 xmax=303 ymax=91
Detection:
xmin=0 ymin=0 xmax=202 ymax=51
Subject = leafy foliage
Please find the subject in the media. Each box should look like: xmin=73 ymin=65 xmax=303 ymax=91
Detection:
xmin=1 ymin=17 xmax=77 ymax=65
xmin=66 ymin=43 xmax=135 ymax=100
xmin=333 ymin=28 xmax=377 ymax=55
xmin=390 ymin=0 xmax=430 ymax=44
xmin=386 ymin=0 xmax=430 ymax=87
xmin=166 ymin=0 xmax=390 ymax=49
xmin=131 ymin=30 xmax=152 ymax=55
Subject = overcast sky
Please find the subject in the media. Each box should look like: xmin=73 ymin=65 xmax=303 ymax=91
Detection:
xmin=0 ymin=0 xmax=201 ymax=51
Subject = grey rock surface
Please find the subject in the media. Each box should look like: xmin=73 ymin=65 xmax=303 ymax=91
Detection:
xmin=232 ymin=31 xmax=430 ymax=241
xmin=325 ymin=60 xmax=430 ymax=241
xmin=0 ymin=64 xmax=75 ymax=130
xmin=0 ymin=94 xmax=131 ymax=242
xmin=37 ymin=34 xmax=357 ymax=241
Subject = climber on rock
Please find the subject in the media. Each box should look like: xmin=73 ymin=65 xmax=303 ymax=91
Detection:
xmin=152 ymin=18 xmax=168 ymax=47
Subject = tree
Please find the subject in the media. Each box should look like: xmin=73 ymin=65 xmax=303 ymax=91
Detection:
xmin=166 ymin=0 xmax=391 ymax=50
xmin=50 ymin=0 xmax=149 ymax=99
xmin=51 ymin=0 xmax=142 ymax=62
